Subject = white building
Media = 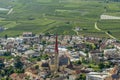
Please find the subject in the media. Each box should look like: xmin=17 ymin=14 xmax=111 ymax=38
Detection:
xmin=86 ymin=72 xmax=109 ymax=80
xmin=104 ymin=49 xmax=117 ymax=54
xmin=0 ymin=50 xmax=7 ymax=55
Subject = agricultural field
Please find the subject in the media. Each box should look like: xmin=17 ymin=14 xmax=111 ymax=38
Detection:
xmin=0 ymin=0 xmax=119 ymax=39
xmin=98 ymin=20 xmax=120 ymax=39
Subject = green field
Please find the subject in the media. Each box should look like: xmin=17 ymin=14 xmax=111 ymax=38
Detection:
xmin=98 ymin=20 xmax=120 ymax=39
xmin=0 ymin=0 xmax=120 ymax=39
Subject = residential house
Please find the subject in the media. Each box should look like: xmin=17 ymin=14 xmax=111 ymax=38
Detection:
xmin=86 ymin=72 xmax=109 ymax=80
xmin=23 ymin=32 xmax=34 ymax=37
xmin=88 ymin=50 xmax=102 ymax=63
xmin=10 ymin=73 xmax=27 ymax=80
xmin=104 ymin=48 xmax=118 ymax=59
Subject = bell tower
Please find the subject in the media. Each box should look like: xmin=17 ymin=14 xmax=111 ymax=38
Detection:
xmin=54 ymin=34 xmax=59 ymax=73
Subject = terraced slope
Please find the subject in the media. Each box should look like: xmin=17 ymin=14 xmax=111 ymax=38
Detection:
xmin=0 ymin=0 xmax=119 ymax=39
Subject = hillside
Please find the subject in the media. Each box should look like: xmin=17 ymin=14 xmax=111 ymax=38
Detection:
xmin=0 ymin=0 xmax=120 ymax=39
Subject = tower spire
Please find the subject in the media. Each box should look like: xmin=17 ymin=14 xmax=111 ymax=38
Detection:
xmin=55 ymin=34 xmax=58 ymax=54
xmin=54 ymin=34 xmax=59 ymax=73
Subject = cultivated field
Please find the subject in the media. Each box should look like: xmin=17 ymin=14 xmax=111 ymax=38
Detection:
xmin=0 ymin=0 xmax=120 ymax=39
xmin=97 ymin=20 xmax=120 ymax=39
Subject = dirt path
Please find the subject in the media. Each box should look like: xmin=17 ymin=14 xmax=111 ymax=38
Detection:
xmin=7 ymin=8 xmax=13 ymax=15
xmin=94 ymin=22 xmax=117 ymax=40
xmin=105 ymin=32 xmax=116 ymax=39
xmin=94 ymin=22 xmax=101 ymax=31
xmin=72 ymin=29 xmax=79 ymax=36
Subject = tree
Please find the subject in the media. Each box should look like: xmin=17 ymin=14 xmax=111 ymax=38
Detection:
xmin=37 ymin=57 xmax=41 ymax=61
xmin=76 ymin=74 xmax=86 ymax=80
xmin=98 ymin=62 xmax=105 ymax=69
xmin=4 ymin=34 xmax=8 ymax=39
xmin=107 ymin=31 xmax=112 ymax=34
xmin=35 ymin=65 xmax=39 ymax=69
xmin=4 ymin=66 xmax=14 ymax=76
xmin=42 ymin=54 xmax=49 ymax=60
xmin=14 ymin=57 xmax=23 ymax=69
xmin=45 ymin=32 xmax=50 ymax=36
xmin=0 ymin=70 xmax=5 ymax=77
xmin=77 ymin=60 xmax=81 ymax=65
xmin=73 ymin=60 xmax=81 ymax=65
xmin=3 ymin=52 xmax=11 ymax=56
xmin=0 ymin=60 xmax=5 ymax=69
xmin=42 ymin=40 xmax=46 ymax=45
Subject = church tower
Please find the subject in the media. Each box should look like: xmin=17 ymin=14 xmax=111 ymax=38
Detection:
xmin=54 ymin=34 xmax=59 ymax=73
